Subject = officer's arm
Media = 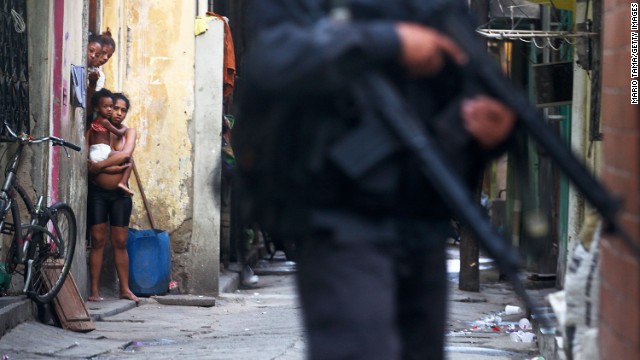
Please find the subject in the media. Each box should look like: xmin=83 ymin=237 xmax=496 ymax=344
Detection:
xmin=245 ymin=0 xmax=400 ymax=95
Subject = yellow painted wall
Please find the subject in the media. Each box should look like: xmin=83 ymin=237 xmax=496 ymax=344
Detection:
xmin=102 ymin=0 xmax=195 ymax=231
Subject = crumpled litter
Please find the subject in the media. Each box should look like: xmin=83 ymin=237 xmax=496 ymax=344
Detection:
xmin=519 ymin=317 xmax=532 ymax=330
xmin=509 ymin=330 xmax=536 ymax=343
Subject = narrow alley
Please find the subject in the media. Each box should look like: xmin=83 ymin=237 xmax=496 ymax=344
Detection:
xmin=0 ymin=1 xmax=637 ymax=359
xmin=0 ymin=252 xmax=547 ymax=360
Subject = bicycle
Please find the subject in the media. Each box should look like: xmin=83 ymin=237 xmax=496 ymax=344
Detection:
xmin=0 ymin=121 xmax=81 ymax=304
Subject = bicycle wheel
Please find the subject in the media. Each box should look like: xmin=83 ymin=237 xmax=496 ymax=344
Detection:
xmin=26 ymin=202 xmax=77 ymax=304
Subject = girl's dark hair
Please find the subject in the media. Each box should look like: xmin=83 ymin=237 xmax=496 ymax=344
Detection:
xmin=100 ymin=27 xmax=116 ymax=50
xmin=91 ymin=88 xmax=114 ymax=109
xmin=112 ymin=93 xmax=130 ymax=111
xmin=89 ymin=33 xmax=103 ymax=45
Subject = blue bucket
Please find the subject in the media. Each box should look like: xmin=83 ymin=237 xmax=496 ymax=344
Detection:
xmin=127 ymin=228 xmax=171 ymax=296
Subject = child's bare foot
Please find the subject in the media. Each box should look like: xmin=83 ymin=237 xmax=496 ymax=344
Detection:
xmin=118 ymin=183 xmax=134 ymax=196
xmin=120 ymin=290 xmax=140 ymax=303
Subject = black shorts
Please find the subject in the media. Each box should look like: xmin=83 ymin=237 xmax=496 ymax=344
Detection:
xmin=87 ymin=183 xmax=132 ymax=227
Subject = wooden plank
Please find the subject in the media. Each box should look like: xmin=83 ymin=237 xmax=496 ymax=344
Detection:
xmin=42 ymin=263 xmax=95 ymax=332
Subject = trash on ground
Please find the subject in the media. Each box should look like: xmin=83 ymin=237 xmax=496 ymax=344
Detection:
xmin=505 ymin=305 xmax=522 ymax=315
xmin=168 ymin=280 xmax=181 ymax=294
xmin=509 ymin=330 xmax=536 ymax=343
xmin=519 ymin=318 xmax=532 ymax=330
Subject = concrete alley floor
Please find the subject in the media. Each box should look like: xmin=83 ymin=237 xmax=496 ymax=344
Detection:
xmin=0 ymin=259 xmax=546 ymax=359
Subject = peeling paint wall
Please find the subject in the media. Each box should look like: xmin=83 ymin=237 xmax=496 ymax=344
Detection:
xmin=100 ymin=1 xmax=222 ymax=294
xmin=102 ymin=1 xmax=195 ymax=232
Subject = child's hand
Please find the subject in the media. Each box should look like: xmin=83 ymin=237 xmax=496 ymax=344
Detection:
xmin=87 ymin=160 xmax=102 ymax=175
xmin=88 ymin=70 xmax=100 ymax=84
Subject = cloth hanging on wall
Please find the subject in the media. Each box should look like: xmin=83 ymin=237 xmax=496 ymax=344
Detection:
xmin=206 ymin=11 xmax=237 ymax=100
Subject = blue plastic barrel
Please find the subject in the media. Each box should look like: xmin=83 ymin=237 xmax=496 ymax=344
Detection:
xmin=127 ymin=228 xmax=171 ymax=296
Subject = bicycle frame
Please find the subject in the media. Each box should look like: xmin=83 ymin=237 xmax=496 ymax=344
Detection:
xmin=0 ymin=142 xmax=25 ymax=237
xmin=0 ymin=141 xmax=30 ymax=252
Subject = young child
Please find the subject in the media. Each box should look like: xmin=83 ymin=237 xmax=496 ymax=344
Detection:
xmin=86 ymin=34 xmax=103 ymax=116
xmin=88 ymin=89 xmax=134 ymax=195
xmin=87 ymin=34 xmax=102 ymax=69
xmin=87 ymin=33 xmax=105 ymax=91
xmin=110 ymin=92 xmax=135 ymax=196
xmin=97 ymin=28 xmax=116 ymax=69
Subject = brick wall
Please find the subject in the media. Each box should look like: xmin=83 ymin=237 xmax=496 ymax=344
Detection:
xmin=599 ymin=1 xmax=640 ymax=359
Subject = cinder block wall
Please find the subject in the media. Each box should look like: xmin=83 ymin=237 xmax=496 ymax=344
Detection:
xmin=599 ymin=1 xmax=640 ymax=359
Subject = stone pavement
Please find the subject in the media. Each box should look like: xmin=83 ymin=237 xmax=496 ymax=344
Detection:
xmin=0 ymin=258 xmax=550 ymax=359
xmin=0 ymin=273 xmax=303 ymax=360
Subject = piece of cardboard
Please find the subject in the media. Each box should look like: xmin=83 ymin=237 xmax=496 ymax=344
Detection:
xmin=42 ymin=263 xmax=95 ymax=332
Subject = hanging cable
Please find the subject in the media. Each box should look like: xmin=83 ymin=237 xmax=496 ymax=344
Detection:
xmin=531 ymin=37 xmax=545 ymax=49
xmin=546 ymin=37 xmax=561 ymax=51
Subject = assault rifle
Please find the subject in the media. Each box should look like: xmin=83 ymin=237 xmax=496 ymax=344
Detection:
xmin=419 ymin=1 xmax=637 ymax=257
xmin=329 ymin=1 xmax=638 ymax=324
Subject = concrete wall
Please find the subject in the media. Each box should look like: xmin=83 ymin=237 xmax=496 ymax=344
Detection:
xmin=100 ymin=0 xmax=222 ymax=295
xmin=190 ymin=17 xmax=224 ymax=295
xmin=564 ymin=0 xmax=602 ymax=287
xmin=599 ymin=0 xmax=640 ymax=358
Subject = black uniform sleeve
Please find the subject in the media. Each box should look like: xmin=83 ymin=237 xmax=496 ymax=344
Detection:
xmin=244 ymin=0 xmax=401 ymax=97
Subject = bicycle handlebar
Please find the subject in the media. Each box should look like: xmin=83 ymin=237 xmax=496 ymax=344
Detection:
xmin=61 ymin=140 xmax=82 ymax=152
xmin=1 ymin=122 xmax=81 ymax=152
xmin=31 ymin=136 xmax=82 ymax=152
